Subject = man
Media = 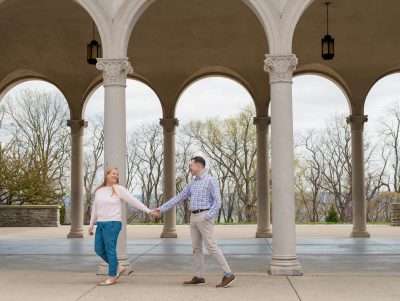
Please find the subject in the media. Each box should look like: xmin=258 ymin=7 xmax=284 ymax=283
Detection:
xmin=153 ymin=156 xmax=236 ymax=288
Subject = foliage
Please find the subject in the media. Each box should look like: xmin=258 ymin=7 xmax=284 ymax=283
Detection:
xmin=125 ymin=122 xmax=164 ymax=223
xmin=3 ymin=88 xmax=400 ymax=225
xmin=0 ymin=89 xmax=70 ymax=205
xmin=182 ymin=105 xmax=257 ymax=223
xmin=325 ymin=205 xmax=340 ymax=223
xmin=59 ymin=203 xmax=65 ymax=225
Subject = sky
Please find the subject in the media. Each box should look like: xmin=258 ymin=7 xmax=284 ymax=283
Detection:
xmin=2 ymin=73 xmax=400 ymax=135
xmin=81 ymin=77 xmax=254 ymax=130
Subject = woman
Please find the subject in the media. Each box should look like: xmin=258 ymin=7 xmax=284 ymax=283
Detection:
xmin=88 ymin=167 xmax=154 ymax=286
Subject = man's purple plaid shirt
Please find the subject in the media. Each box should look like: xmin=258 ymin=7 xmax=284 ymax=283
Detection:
xmin=159 ymin=171 xmax=221 ymax=221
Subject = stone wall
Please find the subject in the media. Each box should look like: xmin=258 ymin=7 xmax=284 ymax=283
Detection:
xmin=391 ymin=203 xmax=400 ymax=226
xmin=0 ymin=205 xmax=60 ymax=227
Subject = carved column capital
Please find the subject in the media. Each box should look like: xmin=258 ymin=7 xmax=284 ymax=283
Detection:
xmin=264 ymin=54 xmax=298 ymax=84
xmin=67 ymin=119 xmax=88 ymax=135
xmin=346 ymin=115 xmax=368 ymax=130
xmin=160 ymin=118 xmax=179 ymax=133
xmin=253 ymin=116 xmax=271 ymax=131
xmin=253 ymin=116 xmax=271 ymax=126
xmin=96 ymin=58 xmax=133 ymax=87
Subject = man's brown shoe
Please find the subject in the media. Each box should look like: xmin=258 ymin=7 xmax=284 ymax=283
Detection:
xmin=216 ymin=274 xmax=236 ymax=288
xmin=183 ymin=276 xmax=206 ymax=285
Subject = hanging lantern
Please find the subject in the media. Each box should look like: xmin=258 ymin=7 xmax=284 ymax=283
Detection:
xmin=321 ymin=34 xmax=334 ymax=60
xmin=321 ymin=2 xmax=334 ymax=60
xmin=87 ymin=21 xmax=102 ymax=65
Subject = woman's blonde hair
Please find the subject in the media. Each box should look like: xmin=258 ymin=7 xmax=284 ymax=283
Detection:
xmin=96 ymin=167 xmax=119 ymax=196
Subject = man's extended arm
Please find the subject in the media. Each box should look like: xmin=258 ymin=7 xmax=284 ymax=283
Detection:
xmin=158 ymin=183 xmax=191 ymax=213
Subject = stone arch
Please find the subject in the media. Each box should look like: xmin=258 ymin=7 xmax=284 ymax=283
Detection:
xmin=123 ymin=0 xmax=275 ymax=57
xmin=77 ymin=0 xmax=309 ymax=57
xmin=174 ymin=66 xmax=258 ymax=118
xmin=295 ymin=63 xmax=352 ymax=114
xmin=0 ymin=69 xmax=72 ymax=117
xmin=243 ymin=0 xmax=315 ymax=53
xmin=363 ymin=68 xmax=400 ymax=114
xmin=73 ymin=0 xmax=112 ymax=55
xmin=81 ymin=73 xmax=163 ymax=120
xmin=75 ymin=0 xmax=156 ymax=57
xmin=122 ymin=0 xmax=274 ymax=57
xmin=81 ymin=75 xmax=103 ymax=119
xmin=361 ymin=69 xmax=400 ymax=121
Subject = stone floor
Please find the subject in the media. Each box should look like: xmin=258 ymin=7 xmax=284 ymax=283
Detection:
xmin=0 ymin=224 xmax=400 ymax=301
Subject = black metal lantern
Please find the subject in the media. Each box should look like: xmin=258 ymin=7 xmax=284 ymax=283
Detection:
xmin=321 ymin=2 xmax=334 ymax=60
xmin=87 ymin=21 xmax=102 ymax=65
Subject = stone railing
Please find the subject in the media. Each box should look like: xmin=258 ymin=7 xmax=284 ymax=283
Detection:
xmin=0 ymin=205 xmax=60 ymax=227
xmin=391 ymin=203 xmax=400 ymax=226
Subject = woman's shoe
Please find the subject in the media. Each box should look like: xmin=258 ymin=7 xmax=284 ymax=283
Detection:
xmin=116 ymin=266 xmax=126 ymax=279
xmin=98 ymin=277 xmax=117 ymax=286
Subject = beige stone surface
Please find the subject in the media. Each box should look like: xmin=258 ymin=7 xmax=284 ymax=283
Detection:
xmin=1 ymin=224 xmax=400 ymax=301
xmin=290 ymin=276 xmax=400 ymax=301
xmin=1 ymin=224 xmax=398 ymax=239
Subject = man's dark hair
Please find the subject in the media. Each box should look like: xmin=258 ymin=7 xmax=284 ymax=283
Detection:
xmin=191 ymin=156 xmax=206 ymax=167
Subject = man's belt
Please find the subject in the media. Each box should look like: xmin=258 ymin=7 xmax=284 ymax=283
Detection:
xmin=191 ymin=209 xmax=209 ymax=214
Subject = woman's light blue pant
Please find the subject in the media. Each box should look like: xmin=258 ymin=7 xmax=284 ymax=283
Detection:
xmin=94 ymin=221 xmax=122 ymax=276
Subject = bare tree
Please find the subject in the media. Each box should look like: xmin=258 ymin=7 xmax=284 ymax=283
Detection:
xmin=126 ymin=123 xmax=163 ymax=223
xmin=379 ymin=103 xmax=400 ymax=193
xmin=316 ymin=116 xmax=353 ymax=222
xmin=175 ymin=131 xmax=196 ymax=223
xmin=83 ymin=116 xmax=104 ymax=224
xmin=295 ymin=116 xmax=353 ymax=222
xmin=295 ymin=114 xmax=388 ymax=223
xmin=295 ymin=129 xmax=325 ymax=222
xmin=0 ymin=89 xmax=70 ymax=204
xmin=184 ymin=105 xmax=257 ymax=223
xmin=365 ymin=103 xmax=400 ymax=221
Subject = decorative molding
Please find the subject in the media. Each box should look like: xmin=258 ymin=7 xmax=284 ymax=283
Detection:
xmin=160 ymin=118 xmax=179 ymax=133
xmin=67 ymin=119 xmax=88 ymax=135
xmin=253 ymin=116 xmax=271 ymax=127
xmin=264 ymin=55 xmax=298 ymax=83
xmin=96 ymin=58 xmax=133 ymax=86
xmin=346 ymin=115 xmax=368 ymax=131
xmin=253 ymin=116 xmax=271 ymax=133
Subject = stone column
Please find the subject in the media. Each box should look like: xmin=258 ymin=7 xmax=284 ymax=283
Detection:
xmin=391 ymin=203 xmax=400 ymax=226
xmin=264 ymin=54 xmax=302 ymax=275
xmin=67 ymin=119 xmax=87 ymax=238
xmin=346 ymin=115 xmax=370 ymax=238
xmin=159 ymin=118 xmax=179 ymax=238
xmin=253 ymin=116 xmax=272 ymax=238
xmin=96 ymin=58 xmax=133 ymax=273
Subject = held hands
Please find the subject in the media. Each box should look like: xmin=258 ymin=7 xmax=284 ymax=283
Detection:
xmin=149 ymin=208 xmax=161 ymax=218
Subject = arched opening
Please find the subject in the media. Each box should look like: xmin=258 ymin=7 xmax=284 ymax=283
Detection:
xmin=0 ymin=80 xmax=70 ymax=224
xmin=292 ymin=74 xmax=350 ymax=223
xmin=82 ymin=78 xmax=162 ymax=224
xmin=364 ymin=73 xmax=400 ymax=223
xmin=293 ymin=74 xmax=350 ymax=130
xmin=175 ymin=76 xmax=255 ymax=224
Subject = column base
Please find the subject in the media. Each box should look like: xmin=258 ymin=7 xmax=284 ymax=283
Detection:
xmin=268 ymin=256 xmax=303 ymax=276
xmin=255 ymin=229 xmax=272 ymax=238
xmin=67 ymin=231 xmax=84 ymax=238
xmin=96 ymin=257 xmax=133 ymax=275
xmin=350 ymin=230 xmax=370 ymax=238
xmin=160 ymin=230 xmax=178 ymax=238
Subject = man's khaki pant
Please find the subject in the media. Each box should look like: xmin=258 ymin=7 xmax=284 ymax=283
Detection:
xmin=190 ymin=210 xmax=231 ymax=278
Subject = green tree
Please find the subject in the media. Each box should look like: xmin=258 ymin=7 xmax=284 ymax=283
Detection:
xmin=325 ymin=205 xmax=340 ymax=223
xmin=184 ymin=105 xmax=257 ymax=223
xmin=0 ymin=89 xmax=70 ymax=205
